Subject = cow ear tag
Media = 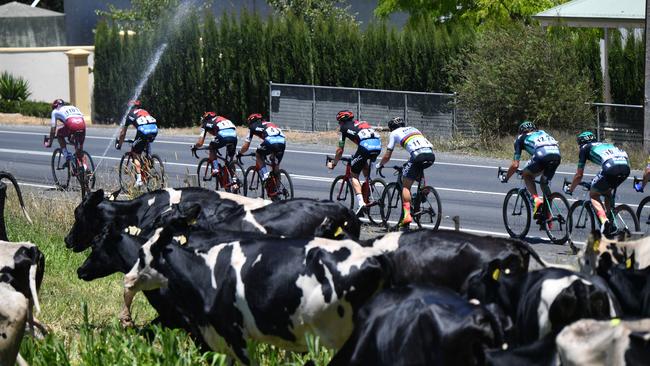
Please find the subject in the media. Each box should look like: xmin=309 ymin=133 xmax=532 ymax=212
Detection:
xmin=492 ymin=269 xmax=500 ymax=281
xmin=610 ymin=318 xmax=621 ymax=327
xmin=187 ymin=218 xmax=197 ymax=226
xmin=334 ymin=226 xmax=344 ymax=238
xmin=626 ymin=258 xmax=632 ymax=269
xmin=592 ymin=239 xmax=600 ymax=252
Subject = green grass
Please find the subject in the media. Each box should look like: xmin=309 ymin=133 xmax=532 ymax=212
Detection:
xmin=4 ymin=192 xmax=333 ymax=365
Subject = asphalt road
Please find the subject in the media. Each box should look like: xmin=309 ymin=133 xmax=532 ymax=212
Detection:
xmin=1 ymin=124 xmax=646 ymax=266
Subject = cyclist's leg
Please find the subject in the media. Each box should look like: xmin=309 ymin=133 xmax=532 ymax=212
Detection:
xmin=349 ymin=147 xmax=368 ymax=209
xmin=272 ymin=142 xmax=286 ymax=174
xmin=256 ymin=142 xmax=272 ymax=181
xmin=590 ymin=172 xmax=610 ymax=226
xmin=209 ymin=139 xmax=221 ymax=175
xmin=402 ymin=153 xmax=433 ymax=225
xmin=131 ymin=134 xmax=147 ymax=183
xmin=55 ymin=124 xmax=72 ymax=161
xmin=522 ymin=157 xmax=544 ymax=213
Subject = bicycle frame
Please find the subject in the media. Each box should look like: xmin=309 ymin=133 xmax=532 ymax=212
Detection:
xmin=570 ymin=182 xmax=632 ymax=233
xmin=327 ymin=156 xmax=376 ymax=205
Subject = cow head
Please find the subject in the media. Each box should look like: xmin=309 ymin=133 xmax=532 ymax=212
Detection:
xmin=124 ymin=227 xmax=172 ymax=293
xmin=77 ymin=222 xmax=136 ymax=281
xmin=465 ymin=259 xmax=520 ymax=318
xmin=65 ymin=189 xmax=106 ymax=252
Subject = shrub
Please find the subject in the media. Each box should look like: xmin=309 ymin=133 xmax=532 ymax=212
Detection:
xmin=0 ymin=100 xmax=51 ymax=118
xmin=0 ymin=71 xmax=31 ymax=101
xmin=453 ymin=24 xmax=594 ymax=145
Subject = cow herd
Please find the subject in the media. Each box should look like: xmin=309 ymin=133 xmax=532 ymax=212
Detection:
xmin=2 ymin=175 xmax=650 ymax=365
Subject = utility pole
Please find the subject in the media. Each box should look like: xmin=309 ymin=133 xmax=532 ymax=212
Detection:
xmin=645 ymin=0 xmax=650 ymax=152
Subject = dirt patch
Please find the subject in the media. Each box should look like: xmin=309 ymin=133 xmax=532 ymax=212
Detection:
xmin=0 ymin=113 xmax=50 ymax=126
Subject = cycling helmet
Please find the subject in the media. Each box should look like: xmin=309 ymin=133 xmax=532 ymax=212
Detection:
xmin=518 ymin=120 xmax=536 ymax=133
xmin=51 ymin=99 xmax=65 ymax=110
xmin=576 ymin=131 xmax=596 ymax=146
xmin=202 ymin=111 xmax=216 ymax=123
xmin=247 ymin=113 xmax=263 ymax=125
xmin=128 ymin=100 xmax=141 ymax=109
xmin=336 ymin=110 xmax=354 ymax=123
xmin=388 ymin=117 xmax=406 ymax=131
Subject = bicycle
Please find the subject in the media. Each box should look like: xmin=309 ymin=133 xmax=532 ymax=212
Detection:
xmin=378 ymin=164 xmax=441 ymax=231
xmin=326 ymin=156 xmax=386 ymax=225
xmin=118 ymin=139 xmax=165 ymax=192
xmin=239 ymin=152 xmax=293 ymax=201
xmin=44 ymin=134 xmax=95 ymax=198
xmin=565 ymin=179 xmax=639 ymax=243
xmin=633 ymin=176 xmax=650 ymax=234
xmin=192 ymin=146 xmax=244 ymax=195
xmin=498 ymin=167 xmax=569 ymax=244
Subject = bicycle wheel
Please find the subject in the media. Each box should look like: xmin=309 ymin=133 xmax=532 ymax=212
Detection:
xmin=502 ymin=188 xmax=531 ymax=239
xmin=613 ymin=204 xmax=640 ymax=234
xmin=50 ymin=148 xmax=70 ymax=189
xmin=145 ymin=154 xmax=165 ymax=191
xmin=81 ymin=151 xmax=96 ymax=189
xmin=244 ymin=166 xmax=262 ymax=198
xmin=414 ymin=185 xmax=442 ymax=230
xmin=568 ymin=200 xmax=595 ymax=244
xmin=380 ymin=182 xmax=402 ymax=227
xmin=542 ymin=192 xmax=570 ymax=245
xmin=636 ymin=196 xmax=650 ymax=235
xmin=366 ymin=178 xmax=386 ymax=225
xmin=118 ymin=153 xmax=138 ymax=192
xmin=329 ymin=175 xmax=354 ymax=210
xmin=196 ymin=158 xmax=217 ymax=189
xmin=274 ymin=169 xmax=294 ymax=200
xmin=226 ymin=162 xmax=245 ymax=195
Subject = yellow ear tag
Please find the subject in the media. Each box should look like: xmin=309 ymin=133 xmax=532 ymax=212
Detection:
xmin=334 ymin=226 xmax=344 ymax=238
xmin=188 ymin=219 xmax=197 ymax=226
xmin=592 ymin=239 xmax=600 ymax=252
xmin=626 ymin=258 xmax=632 ymax=269
xmin=173 ymin=235 xmax=188 ymax=246
xmin=492 ymin=269 xmax=501 ymax=281
xmin=610 ymin=318 xmax=621 ymax=327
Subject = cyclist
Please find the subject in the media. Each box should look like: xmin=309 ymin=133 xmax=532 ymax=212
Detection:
xmin=45 ymin=99 xmax=86 ymax=167
xmin=192 ymin=112 xmax=237 ymax=177
xmin=634 ymin=157 xmax=650 ymax=193
xmin=115 ymin=100 xmax=158 ymax=187
xmin=500 ymin=121 xmax=561 ymax=219
xmin=565 ymin=131 xmax=630 ymax=235
xmin=327 ymin=110 xmax=382 ymax=217
xmin=237 ymin=113 xmax=286 ymax=193
xmin=376 ymin=117 xmax=435 ymax=226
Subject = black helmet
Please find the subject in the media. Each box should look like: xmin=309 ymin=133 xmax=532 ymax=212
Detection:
xmin=576 ymin=131 xmax=596 ymax=146
xmin=388 ymin=117 xmax=406 ymax=131
xmin=518 ymin=120 xmax=536 ymax=133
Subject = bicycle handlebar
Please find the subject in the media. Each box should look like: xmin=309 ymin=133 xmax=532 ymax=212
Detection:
xmin=43 ymin=135 xmax=51 ymax=148
xmin=325 ymin=156 xmax=352 ymax=165
xmin=562 ymin=178 xmax=590 ymax=191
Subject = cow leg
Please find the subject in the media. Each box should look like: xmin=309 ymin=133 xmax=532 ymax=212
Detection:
xmin=120 ymin=288 xmax=136 ymax=328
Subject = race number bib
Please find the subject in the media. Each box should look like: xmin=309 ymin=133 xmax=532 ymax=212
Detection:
xmin=532 ymin=134 xmax=557 ymax=148
xmin=358 ymin=128 xmax=377 ymax=140
xmin=217 ymin=119 xmax=235 ymax=130
xmin=136 ymin=115 xmax=157 ymax=126
xmin=266 ymin=126 xmax=283 ymax=136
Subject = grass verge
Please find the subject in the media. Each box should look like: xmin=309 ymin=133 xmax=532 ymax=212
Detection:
xmin=4 ymin=191 xmax=333 ymax=365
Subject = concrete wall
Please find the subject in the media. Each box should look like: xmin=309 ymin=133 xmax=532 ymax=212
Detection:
xmin=0 ymin=16 xmax=66 ymax=47
xmin=0 ymin=47 xmax=94 ymax=103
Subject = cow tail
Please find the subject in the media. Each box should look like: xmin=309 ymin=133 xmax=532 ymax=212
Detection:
xmin=0 ymin=171 xmax=32 ymax=224
xmin=513 ymin=240 xmax=546 ymax=268
xmin=29 ymin=262 xmax=41 ymax=314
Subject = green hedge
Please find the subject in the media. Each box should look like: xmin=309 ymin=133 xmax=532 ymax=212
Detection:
xmin=93 ymin=12 xmax=474 ymax=126
xmin=0 ymin=100 xmax=50 ymax=118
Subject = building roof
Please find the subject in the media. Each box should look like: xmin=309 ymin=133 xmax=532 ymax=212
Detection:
xmin=0 ymin=1 xmax=64 ymax=18
xmin=534 ymin=0 xmax=644 ymax=28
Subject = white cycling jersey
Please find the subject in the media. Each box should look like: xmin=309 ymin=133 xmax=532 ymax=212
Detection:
xmin=387 ymin=126 xmax=433 ymax=155
xmin=51 ymin=105 xmax=84 ymax=127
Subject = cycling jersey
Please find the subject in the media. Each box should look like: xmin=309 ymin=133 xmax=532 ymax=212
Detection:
xmin=513 ymin=130 xmax=559 ymax=161
xmin=245 ymin=120 xmax=285 ymax=145
xmin=123 ymin=108 xmax=158 ymax=154
xmin=578 ymin=142 xmax=629 ymax=169
xmin=51 ymin=105 xmax=85 ymax=131
xmin=387 ymin=126 xmax=433 ymax=156
xmin=338 ymin=120 xmax=381 ymax=152
xmin=201 ymin=116 xmax=237 ymax=140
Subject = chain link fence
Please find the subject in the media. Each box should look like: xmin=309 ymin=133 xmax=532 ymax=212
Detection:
xmin=269 ymin=82 xmax=471 ymax=138
xmin=589 ymin=102 xmax=643 ymax=145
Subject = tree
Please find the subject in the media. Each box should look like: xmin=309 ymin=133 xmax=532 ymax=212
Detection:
xmin=267 ymin=0 xmax=356 ymax=26
xmin=97 ymin=0 xmax=185 ymax=31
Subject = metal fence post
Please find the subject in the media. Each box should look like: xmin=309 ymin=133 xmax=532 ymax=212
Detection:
xmin=404 ymin=93 xmax=408 ymax=124
xmin=269 ymin=81 xmax=273 ymax=122
xmin=357 ymin=90 xmax=361 ymax=120
xmin=596 ymin=106 xmax=601 ymax=141
xmin=452 ymin=93 xmax=457 ymax=137
xmin=312 ymin=85 xmax=316 ymax=131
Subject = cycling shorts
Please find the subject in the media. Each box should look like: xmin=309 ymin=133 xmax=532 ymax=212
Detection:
xmin=133 ymin=130 xmax=157 ymax=154
xmin=209 ymin=136 xmax=237 ymax=159
xmin=350 ymin=145 xmax=381 ymax=175
xmin=56 ymin=118 xmax=86 ymax=145
xmin=591 ymin=161 xmax=630 ymax=193
xmin=523 ymin=151 xmax=561 ymax=181
xmin=257 ymin=141 xmax=285 ymax=164
xmin=403 ymin=151 xmax=435 ymax=181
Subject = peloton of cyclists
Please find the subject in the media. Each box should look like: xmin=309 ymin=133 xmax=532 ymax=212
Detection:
xmin=237 ymin=113 xmax=286 ymax=195
xmin=45 ymin=99 xmax=87 ymax=168
xmin=500 ymin=121 xmax=561 ymax=219
xmin=192 ymin=112 xmax=237 ymax=177
xmin=565 ymin=131 xmax=631 ymax=235
xmin=115 ymin=100 xmax=159 ymax=187
xmin=327 ymin=110 xmax=382 ymax=217
xmin=376 ymin=117 xmax=435 ymax=227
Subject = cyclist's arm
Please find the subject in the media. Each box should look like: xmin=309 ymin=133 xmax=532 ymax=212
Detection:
xmin=505 ymin=160 xmax=520 ymax=181
xmin=117 ymin=126 xmax=128 ymax=147
xmin=378 ymin=149 xmax=392 ymax=167
xmin=568 ymin=168 xmax=584 ymax=193
xmin=194 ymin=129 xmax=207 ymax=148
xmin=506 ymin=135 xmax=524 ymax=181
xmin=331 ymin=135 xmax=345 ymax=167
xmin=48 ymin=111 xmax=58 ymax=143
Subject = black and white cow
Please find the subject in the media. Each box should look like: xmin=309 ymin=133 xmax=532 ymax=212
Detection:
xmin=329 ymin=284 xmax=508 ymax=366
xmin=467 ymin=267 xmax=620 ymax=346
xmin=556 ymin=318 xmax=650 ymax=366
xmin=0 ymin=171 xmax=32 ymax=241
xmin=0 ymin=281 xmax=29 ymax=366
xmin=581 ymin=231 xmax=650 ymax=275
xmin=65 ymin=188 xmax=360 ymax=253
xmin=123 ymin=225 xmax=390 ymax=364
